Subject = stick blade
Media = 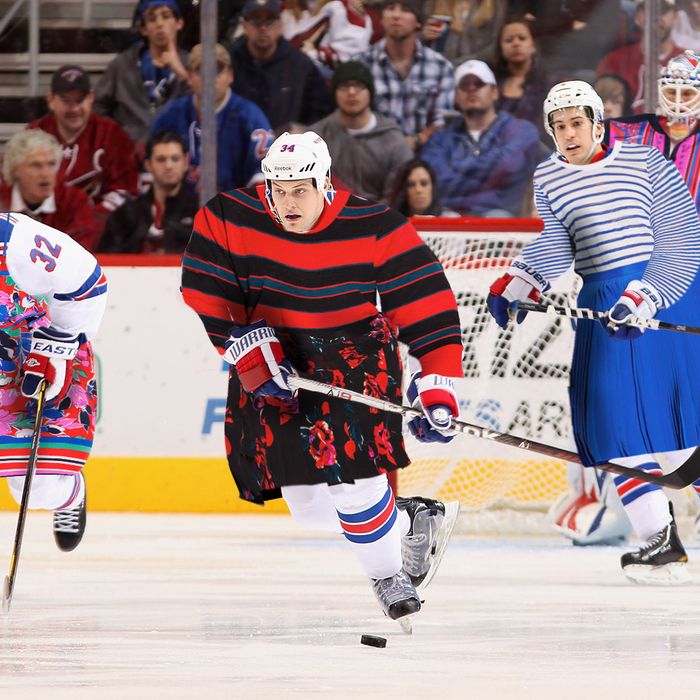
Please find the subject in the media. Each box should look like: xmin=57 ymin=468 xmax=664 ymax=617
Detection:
xmin=2 ymin=575 xmax=11 ymax=613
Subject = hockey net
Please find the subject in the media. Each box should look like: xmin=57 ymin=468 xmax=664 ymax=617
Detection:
xmin=399 ymin=223 xmax=581 ymax=534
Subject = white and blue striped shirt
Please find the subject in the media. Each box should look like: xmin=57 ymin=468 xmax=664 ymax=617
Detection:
xmin=520 ymin=141 xmax=700 ymax=306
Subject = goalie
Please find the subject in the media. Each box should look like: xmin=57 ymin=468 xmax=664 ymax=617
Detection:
xmin=181 ymin=131 xmax=463 ymax=623
xmin=487 ymin=80 xmax=700 ymax=585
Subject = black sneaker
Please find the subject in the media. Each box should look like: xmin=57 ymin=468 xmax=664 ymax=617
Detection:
xmin=396 ymin=496 xmax=460 ymax=588
xmin=53 ymin=475 xmax=86 ymax=552
xmin=620 ymin=504 xmax=690 ymax=585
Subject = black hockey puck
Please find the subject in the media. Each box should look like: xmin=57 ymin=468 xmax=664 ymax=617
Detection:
xmin=360 ymin=634 xmax=387 ymax=648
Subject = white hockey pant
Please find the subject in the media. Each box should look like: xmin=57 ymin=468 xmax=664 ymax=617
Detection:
xmin=6 ymin=472 xmax=84 ymax=511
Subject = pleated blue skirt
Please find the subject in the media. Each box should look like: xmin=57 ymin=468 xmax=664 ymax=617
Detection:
xmin=570 ymin=262 xmax=700 ymax=465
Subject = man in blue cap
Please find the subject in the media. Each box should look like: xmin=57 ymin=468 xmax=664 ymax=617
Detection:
xmin=94 ymin=0 xmax=190 ymax=145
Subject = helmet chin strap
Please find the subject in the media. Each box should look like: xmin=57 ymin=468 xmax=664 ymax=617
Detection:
xmin=555 ymin=120 xmax=604 ymax=162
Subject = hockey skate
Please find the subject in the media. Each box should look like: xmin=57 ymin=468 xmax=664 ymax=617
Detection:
xmin=620 ymin=506 xmax=690 ymax=586
xmin=396 ymin=496 xmax=460 ymax=589
xmin=53 ymin=475 xmax=86 ymax=552
xmin=372 ymin=568 xmax=421 ymax=623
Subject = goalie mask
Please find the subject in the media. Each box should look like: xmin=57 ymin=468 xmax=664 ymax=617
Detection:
xmin=543 ymin=81 xmax=605 ymax=160
xmin=658 ymin=50 xmax=700 ymax=122
xmin=261 ymin=131 xmax=335 ymax=216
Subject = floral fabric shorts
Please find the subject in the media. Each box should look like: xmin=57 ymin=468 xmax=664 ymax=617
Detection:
xmin=224 ymin=315 xmax=409 ymax=504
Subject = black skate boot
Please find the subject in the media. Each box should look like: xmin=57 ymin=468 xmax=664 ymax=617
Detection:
xmin=396 ymin=496 xmax=460 ymax=588
xmin=53 ymin=476 xmax=86 ymax=552
xmin=371 ymin=568 xmax=421 ymax=620
xmin=620 ymin=504 xmax=690 ymax=585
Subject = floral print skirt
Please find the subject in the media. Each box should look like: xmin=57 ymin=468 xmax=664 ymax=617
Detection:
xmin=224 ymin=315 xmax=409 ymax=504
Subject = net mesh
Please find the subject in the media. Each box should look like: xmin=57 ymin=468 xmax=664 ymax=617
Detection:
xmin=398 ymin=229 xmax=581 ymax=533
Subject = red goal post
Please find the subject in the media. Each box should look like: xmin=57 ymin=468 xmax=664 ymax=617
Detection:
xmin=401 ymin=217 xmax=580 ymax=533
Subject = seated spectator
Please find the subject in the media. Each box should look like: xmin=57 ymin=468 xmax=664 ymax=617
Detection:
xmin=99 ymin=131 xmax=197 ymax=253
xmin=422 ymin=0 xmax=507 ymax=65
xmin=354 ymin=0 xmax=455 ymax=151
xmin=494 ymin=17 xmax=552 ymax=145
xmin=0 ymin=130 xmax=98 ymax=250
xmin=310 ymin=60 xmax=413 ymax=201
xmin=283 ymin=0 xmax=377 ymax=76
xmin=672 ymin=0 xmax=700 ymax=53
xmin=389 ymin=158 xmax=458 ymax=216
xmin=94 ymin=0 xmax=190 ymax=145
xmin=420 ymin=60 xmax=540 ymax=217
xmin=229 ymin=0 xmax=334 ymax=129
xmin=151 ymin=43 xmax=273 ymax=192
xmin=596 ymin=0 xmax=684 ymax=113
xmin=28 ymin=65 xmax=140 ymax=234
xmin=593 ymin=72 xmax=633 ymax=120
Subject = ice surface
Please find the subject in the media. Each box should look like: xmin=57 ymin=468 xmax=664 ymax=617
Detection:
xmin=1 ymin=512 xmax=700 ymax=699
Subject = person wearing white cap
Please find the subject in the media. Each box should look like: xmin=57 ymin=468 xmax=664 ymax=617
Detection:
xmin=420 ymin=58 xmax=541 ymax=216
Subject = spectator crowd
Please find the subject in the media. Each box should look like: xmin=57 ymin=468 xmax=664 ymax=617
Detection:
xmin=1 ymin=0 xmax=698 ymax=252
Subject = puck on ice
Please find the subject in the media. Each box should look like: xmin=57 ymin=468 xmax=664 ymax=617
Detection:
xmin=360 ymin=634 xmax=387 ymax=648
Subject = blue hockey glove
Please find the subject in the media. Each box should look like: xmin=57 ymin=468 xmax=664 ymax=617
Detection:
xmin=406 ymin=372 xmax=460 ymax=443
xmin=603 ymin=280 xmax=663 ymax=341
xmin=223 ymin=320 xmax=297 ymax=400
xmin=487 ymin=273 xmax=541 ymax=329
xmin=21 ymin=326 xmax=79 ymax=402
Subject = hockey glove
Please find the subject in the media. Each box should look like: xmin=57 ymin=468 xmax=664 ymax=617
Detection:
xmin=406 ymin=372 xmax=460 ymax=444
xmin=20 ymin=326 xmax=79 ymax=402
xmin=487 ymin=259 xmax=549 ymax=329
xmin=603 ymin=280 xmax=663 ymax=341
xmin=223 ymin=319 xmax=297 ymax=400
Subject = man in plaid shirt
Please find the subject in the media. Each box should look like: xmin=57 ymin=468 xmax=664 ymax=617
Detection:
xmin=354 ymin=0 xmax=455 ymax=151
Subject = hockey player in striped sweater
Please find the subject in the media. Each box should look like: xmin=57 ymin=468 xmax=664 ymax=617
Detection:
xmin=181 ymin=131 xmax=462 ymax=622
xmin=0 ymin=213 xmax=107 ymax=552
xmin=551 ymin=51 xmax=700 ymax=549
xmin=487 ymin=81 xmax=700 ymax=585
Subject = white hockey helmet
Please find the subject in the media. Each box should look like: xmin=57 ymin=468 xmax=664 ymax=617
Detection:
xmin=658 ymin=50 xmax=700 ymax=122
xmin=543 ymin=80 xmax=605 ymax=138
xmin=261 ymin=131 xmax=332 ymax=194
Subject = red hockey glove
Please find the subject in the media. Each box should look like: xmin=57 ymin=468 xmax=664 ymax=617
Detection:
xmin=406 ymin=372 xmax=460 ymax=444
xmin=487 ymin=273 xmax=541 ymax=329
xmin=21 ymin=326 xmax=79 ymax=402
xmin=223 ymin=320 xmax=297 ymax=400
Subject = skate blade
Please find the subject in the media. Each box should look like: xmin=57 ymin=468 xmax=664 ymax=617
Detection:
xmin=397 ymin=615 xmax=413 ymax=635
xmin=623 ymin=562 xmax=692 ymax=586
xmin=419 ymin=500 xmax=460 ymax=590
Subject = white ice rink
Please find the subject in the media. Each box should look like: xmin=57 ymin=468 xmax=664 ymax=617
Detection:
xmin=2 ymin=512 xmax=700 ymax=699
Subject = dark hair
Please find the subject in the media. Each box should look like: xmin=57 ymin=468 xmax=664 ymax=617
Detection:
xmin=390 ymin=159 xmax=441 ymax=216
xmin=593 ymin=72 xmax=633 ymax=117
xmin=495 ymin=16 xmax=537 ymax=78
xmin=145 ymin=130 xmax=187 ymax=159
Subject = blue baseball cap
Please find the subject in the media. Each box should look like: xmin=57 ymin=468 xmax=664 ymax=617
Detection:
xmin=138 ymin=0 xmax=181 ymax=19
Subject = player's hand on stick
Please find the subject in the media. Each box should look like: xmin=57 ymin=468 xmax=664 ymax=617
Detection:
xmin=406 ymin=372 xmax=460 ymax=443
xmin=603 ymin=280 xmax=663 ymax=341
xmin=487 ymin=273 xmax=542 ymax=329
xmin=223 ymin=320 xmax=298 ymax=400
xmin=20 ymin=326 xmax=79 ymax=402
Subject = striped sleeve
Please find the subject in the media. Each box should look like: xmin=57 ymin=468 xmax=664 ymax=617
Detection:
xmin=374 ymin=217 xmax=462 ymax=376
xmin=643 ymin=149 xmax=700 ymax=305
xmin=518 ymin=180 xmax=576 ymax=285
xmin=181 ymin=197 xmax=248 ymax=350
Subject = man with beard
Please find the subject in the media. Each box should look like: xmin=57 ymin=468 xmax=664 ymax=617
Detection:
xmin=99 ymin=131 xmax=197 ymax=253
xmin=310 ymin=60 xmax=412 ymax=201
xmin=421 ymin=59 xmax=541 ymax=217
xmin=354 ymin=0 xmax=455 ymax=151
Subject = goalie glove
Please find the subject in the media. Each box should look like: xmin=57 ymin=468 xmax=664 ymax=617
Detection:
xmin=487 ymin=260 xmax=548 ymax=329
xmin=406 ymin=372 xmax=460 ymax=444
xmin=223 ymin=320 xmax=297 ymax=400
xmin=603 ymin=280 xmax=663 ymax=341
xmin=21 ymin=326 xmax=80 ymax=402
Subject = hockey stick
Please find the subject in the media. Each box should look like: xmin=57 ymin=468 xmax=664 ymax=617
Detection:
xmin=2 ymin=381 xmax=47 ymax=613
xmin=515 ymin=300 xmax=700 ymax=335
xmin=288 ymin=375 xmax=700 ymax=489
